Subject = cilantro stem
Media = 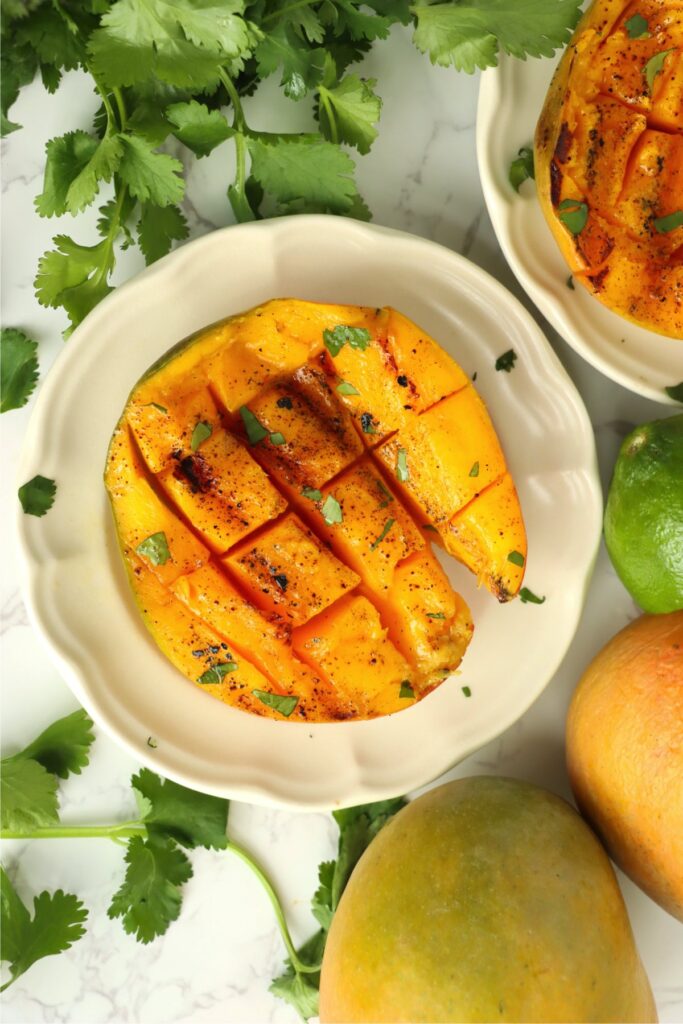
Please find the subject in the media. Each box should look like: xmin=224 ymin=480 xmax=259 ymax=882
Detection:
xmin=113 ymin=87 xmax=128 ymax=131
xmin=0 ymin=822 xmax=146 ymax=841
xmin=93 ymin=182 xmax=128 ymax=287
xmin=226 ymin=839 xmax=322 ymax=974
xmin=219 ymin=69 xmax=246 ymax=132
xmin=92 ymin=76 xmax=118 ymax=136
xmin=319 ymin=89 xmax=339 ymax=145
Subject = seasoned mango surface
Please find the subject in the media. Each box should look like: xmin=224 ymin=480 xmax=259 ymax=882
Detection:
xmin=105 ymin=299 xmax=526 ymax=723
xmin=535 ymin=0 xmax=683 ymax=338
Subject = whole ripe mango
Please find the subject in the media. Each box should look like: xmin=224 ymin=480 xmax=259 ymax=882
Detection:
xmin=567 ymin=612 xmax=683 ymax=921
xmin=319 ymin=776 xmax=656 ymax=1024
xmin=535 ymin=0 xmax=683 ymax=337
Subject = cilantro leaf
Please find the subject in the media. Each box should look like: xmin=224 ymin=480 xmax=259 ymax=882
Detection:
xmin=653 ymin=210 xmax=683 ymax=234
xmin=0 ymin=868 xmax=88 ymax=992
xmin=190 ymin=420 xmax=212 ymax=451
xmin=412 ymin=0 xmax=582 ymax=72
xmin=519 ymin=587 xmax=546 ymax=604
xmin=495 ymin=348 xmax=517 ymax=372
xmin=557 ymin=197 xmax=588 ymax=234
xmin=136 ymin=531 xmax=171 ymax=566
xmin=509 ymin=145 xmax=534 ymax=192
xmin=167 ymin=100 xmax=234 ymax=156
xmin=118 ymin=134 xmax=185 ymax=206
xmin=9 ymin=709 xmax=95 ymax=780
xmin=370 ymin=517 xmax=394 ymax=550
xmin=35 ymin=234 xmax=114 ymax=332
xmin=252 ymin=690 xmax=299 ymax=716
xmin=137 ymin=202 xmax=189 ymax=264
xmin=507 ymin=550 xmax=525 ymax=567
xmin=323 ymin=324 xmax=371 ymax=356
xmin=625 ymin=13 xmax=649 ymax=38
xmin=0 ymin=759 xmax=59 ymax=831
xmin=311 ymin=861 xmax=335 ymax=930
xmin=321 ymin=494 xmax=343 ymax=525
xmin=319 ymin=75 xmax=381 ymax=154
xmin=18 ymin=475 xmax=56 ymax=517
xmin=247 ymin=135 xmax=361 ymax=215
xmin=239 ymin=404 xmax=269 ymax=444
xmin=255 ymin=23 xmax=326 ymax=100
xmin=35 ymin=132 xmax=123 ymax=217
xmin=1 ymin=328 xmax=39 ymax=413
xmin=270 ymin=929 xmax=325 ymax=1020
xmin=396 ymin=448 xmax=409 ymax=482
xmin=644 ymin=49 xmax=674 ymax=92
xmin=131 ymin=768 xmax=229 ymax=849
xmin=330 ymin=799 xmax=406 ymax=908
xmin=399 ymin=681 xmax=415 ymax=698
xmin=301 ymin=486 xmax=323 ymax=501
xmin=665 ymin=382 xmax=683 ymax=403
xmin=197 ymin=661 xmax=238 ymax=684
xmin=108 ymin=834 xmax=192 ymax=943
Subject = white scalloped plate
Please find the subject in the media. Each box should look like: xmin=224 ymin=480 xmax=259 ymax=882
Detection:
xmin=477 ymin=57 xmax=683 ymax=404
xmin=17 ymin=216 xmax=601 ymax=810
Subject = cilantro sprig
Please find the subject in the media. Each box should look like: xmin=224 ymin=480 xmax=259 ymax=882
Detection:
xmin=1 ymin=706 xmax=406 ymax=1014
xmin=2 ymin=0 xmax=581 ymax=334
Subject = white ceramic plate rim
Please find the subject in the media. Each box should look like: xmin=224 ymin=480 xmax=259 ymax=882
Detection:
xmin=477 ymin=58 xmax=683 ymax=405
xmin=16 ymin=215 xmax=602 ymax=810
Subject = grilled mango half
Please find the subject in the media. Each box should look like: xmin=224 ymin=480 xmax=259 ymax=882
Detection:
xmin=535 ymin=0 xmax=683 ymax=338
xmin=105 ymin=300 xmax=526 ymax=723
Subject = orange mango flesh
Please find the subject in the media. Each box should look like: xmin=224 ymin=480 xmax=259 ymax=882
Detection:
xmin=534 ymin=0 xmax=683 ymax=338
xmin=105 ymin=299 xmax=526 ymax=723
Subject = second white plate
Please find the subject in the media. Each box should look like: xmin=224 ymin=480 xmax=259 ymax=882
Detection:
xmin=477 ymin=56 xmax=683 ymax=405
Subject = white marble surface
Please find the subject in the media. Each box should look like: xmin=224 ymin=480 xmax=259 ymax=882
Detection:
xmin=1 ymin=24 xmax=682 ymax=1023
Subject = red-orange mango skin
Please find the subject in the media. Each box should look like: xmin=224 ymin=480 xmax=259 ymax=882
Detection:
xmin=567 ymin=611 xmax=683 ymax=922
xmin=320 ymin=777 xmax=657 ymax=1023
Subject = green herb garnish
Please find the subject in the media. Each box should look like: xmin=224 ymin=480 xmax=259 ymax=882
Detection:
xmin=461 ymin=685 xmax=472 ymax=697
xmin=653 ymin=210 xmax=683 ymax=234
xmin=136 ymin=531 xmax=171 ymax=566
xmin=423 ymin=523 xmax=439 ymax=533
xmin=625 ymin=13 xmax=649 ymax=38
xmin=323 ymin=325 xmax=371 ymax=357
xmin=1 ymin=328 xmax=39 ymax=413
xmin=302 ymin=487 xmax=323 ymax=502
xmin=509 ymin=145 xmax=534 ymax=193
xmin=239 ymin=405 xmax=269 ymax=445
xmin=321 ymin=494 xmax=343 ymax=525
xmin=396 ymin=448 xmax=409 ymax=482
xmin=507 ymin=550 xmax=525 ymax=567
xmin=557 ymin=198 xmax=589 ymax=234
xmin=147 ymin=737 xmax=158 ymax=749
xmin=190 ymin=420 xmax=212 ymax=452
xmin=425 ymin=612 xmax=446 ymax=620
xmin=360 ymin=412 xmax=378 ymax=434
xmin=469 ymin=461 xmax=479 ymax=477
xmin=336 ymin=380 xmax=360 ymax=396
xmin=519 ymin=587 xmax=546 ymax=605
xmin=376 ymin=479 xmax=394 ymax=508
xmin=269 ymin=431 xmax=286 ymax=446
xmin=567 ymin=275 xmax=575 ymax=290
xmin=495 ymin=349 xmax=517 ymax=373
xmin=252 ymin=691 xmax=299 ymax=717
xmin=644 ymin=49 xmax=674 ymax=91
xmin=665 ymin=383 xmax=683 ymax=403
xmin=197 ymin=662 xmax=238 ymax=684
xmin=18 ymin=475 xmax=56 ymax=517
xmin=370 ymin=518 xmax=395 ymax=550
xmin=399 ymin=681 xmax=415 ymax=699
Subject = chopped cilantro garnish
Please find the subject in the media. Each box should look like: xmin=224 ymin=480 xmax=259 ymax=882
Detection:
xmin=625 ymin=13 xmax=649 ymax=37
xmin=190 ymin=420 xmax=212 ymax=452
xmin=146 ymin=402 xmax=167 ymax=414
xmin=269 ymin=431 xmax=286 ymax=446
xmin=519 ymin=587 xmax=546 ymax=605
xmin=239 ymin=405 xmax=269 ymax=445
xmin=509 ymin=145 xmax=534 ymax=193
xmin=399 ymin=681 xmax=415 ymax=699
xmin=566 ymin=275 xmax=575 ymax=290
xmin=147 ymin=736 xmax=158 ymax=749
xmin=653 ymin=210 xmax=683 ymax=234
xmin=396 ymin=448 xmax=409 ymax=482
xmin=302 ymin=487 xmax=323 ymax=502
xmin=197 ymin=662 xmax=237 ymax=684
xmin=507 ymin=550 xmax=525 ymax=567
xmin=557 ymin=198 xmax=588 ymax=234
xmin=469 ymin=461 xmax=479 ymax=477
xmin=665 ymin=382 xmax=683 ymax=403
xmin=375 ymin=479 xmax=394 ymax=508
xmin=360 ymin=412 xmax=377 ymax=434
xmin=252 ymin=691 xmax=299 ymax=717
xmin=495 ymin=349 xmax=517 ymax=373
xmin=423 ymin=523 xmax=439 ymax=533
xmin=425 ymin=612 xmax=446 ymax=620
xmin=322 ymin=494 xmax=343 ymax=525
xmin=370 ymin=518 xmax=395 ymax=550
xmin=136 ymin=532 xmax=171 ymax=566
xmin=323 ymin=325 xmax=371 ymax=357
xmin=336 ymin=380 xmax=360 ymax=396
xmin=461 ymin=685 xmax=472 ymax=697
xmin=18 ymin=475 xmax=56 ymax=517
xmin=644 ymin=49 xmax=674 ymax=92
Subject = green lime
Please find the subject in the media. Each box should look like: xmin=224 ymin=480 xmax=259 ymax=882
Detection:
xmin=604 ymin=414 xmax=683 ymax=613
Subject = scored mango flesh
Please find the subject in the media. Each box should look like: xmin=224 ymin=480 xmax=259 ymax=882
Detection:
xmin=535 ymin=0 xmax=683 ymax=338
xmin=105 ymin=299 xmax=526 ymax=723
